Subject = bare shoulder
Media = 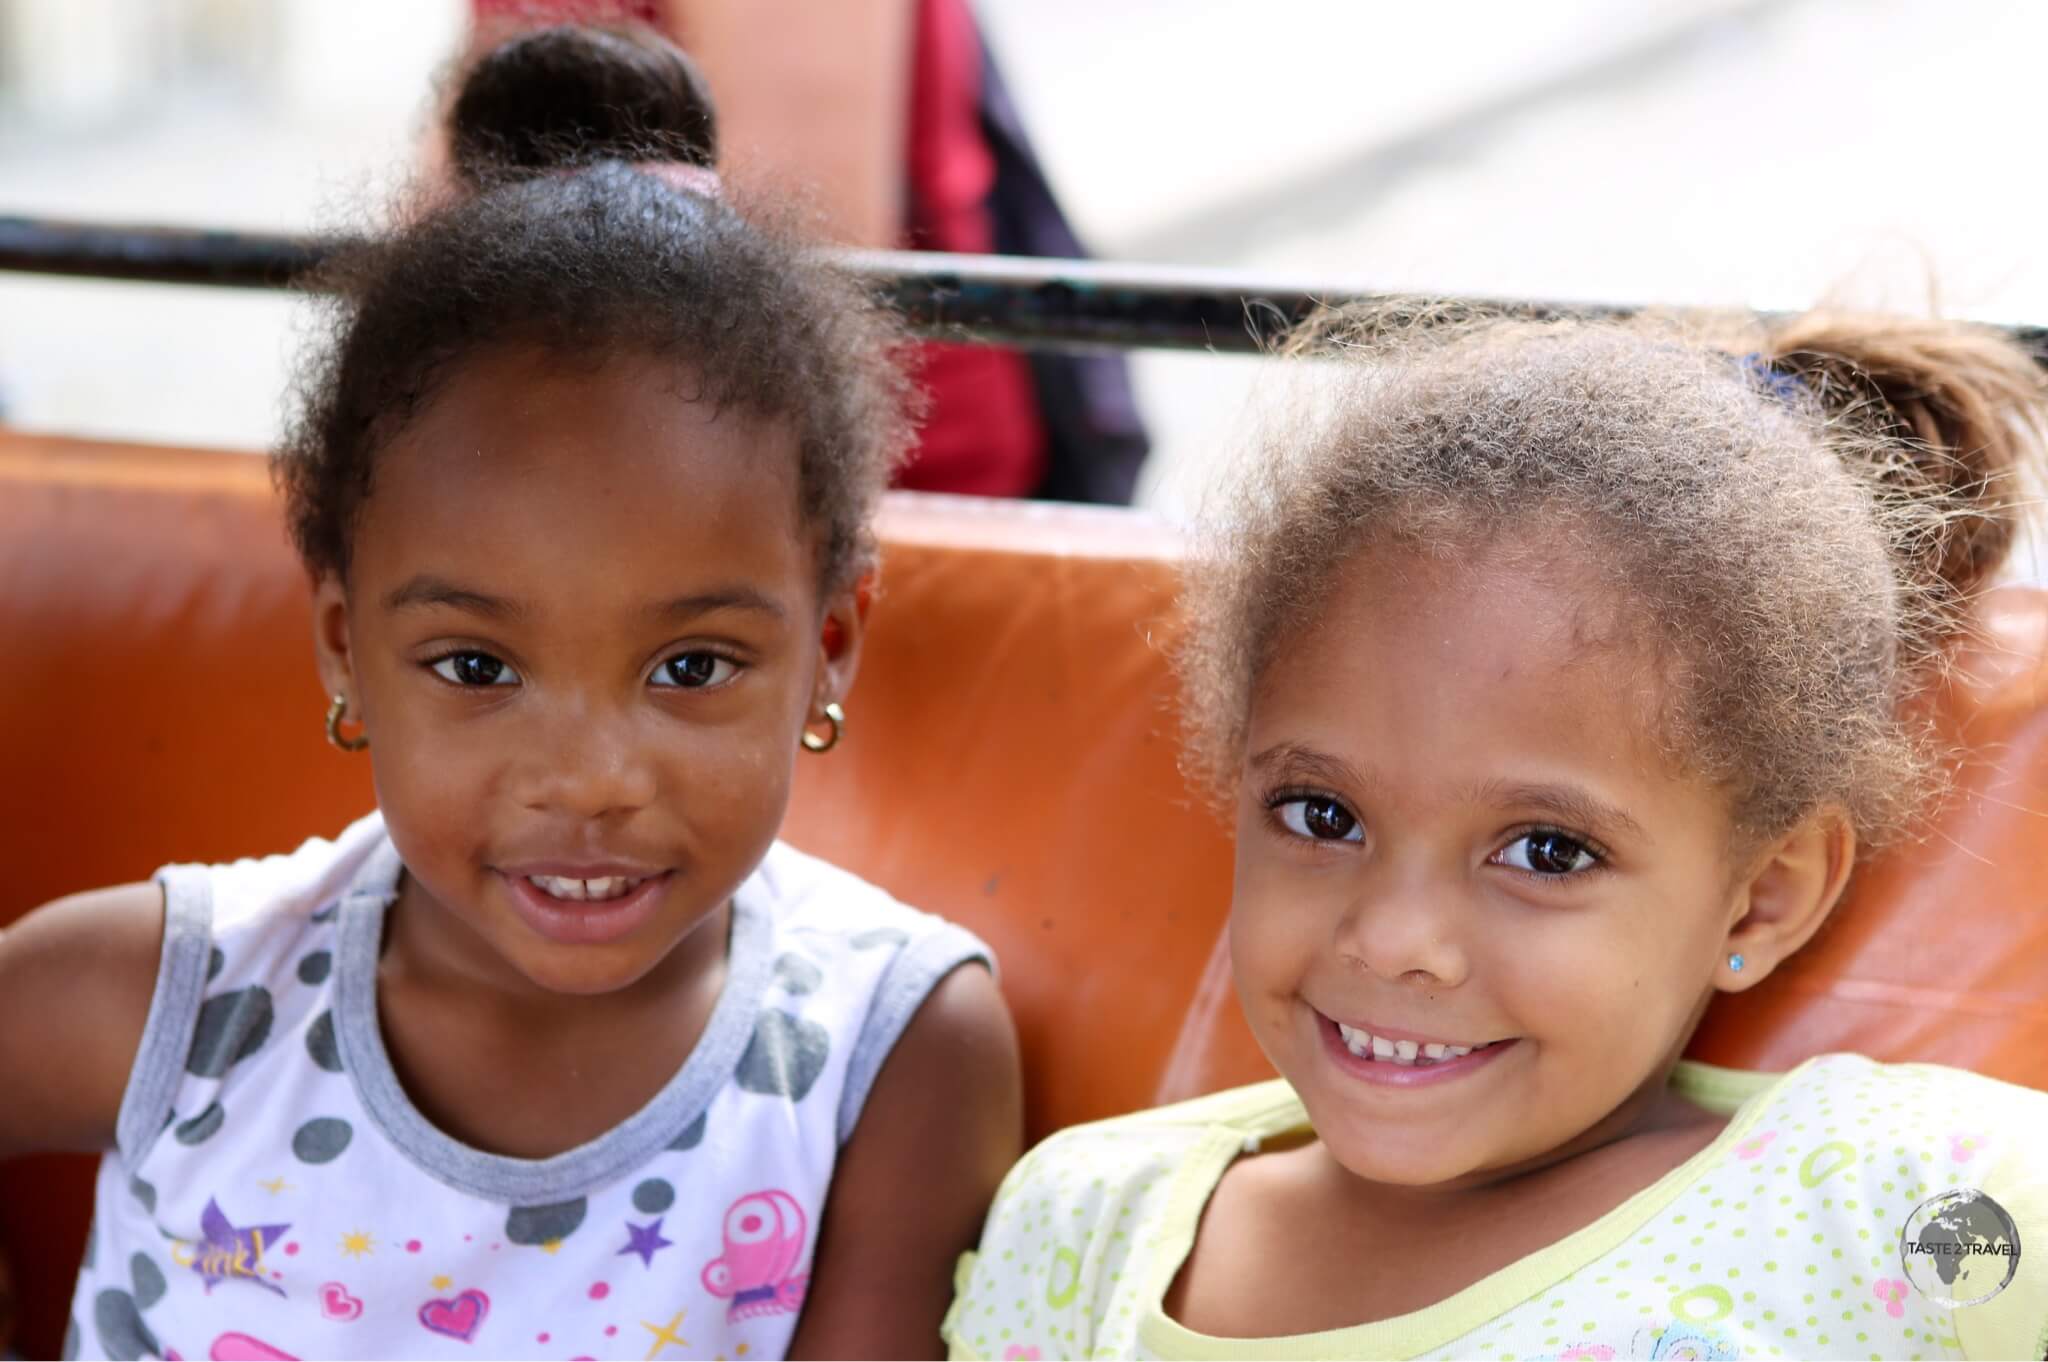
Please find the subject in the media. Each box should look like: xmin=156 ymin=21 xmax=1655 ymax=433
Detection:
xmin=878 ymin=959 xmax=1020 ymax=1100
xmin=839 ymin=961 xmax=1022 ymax=1182
xmin=0 ymin=882 xmax=167 ymax=1154
xmin=788 ymin=962 xmax=1022 ymax=1360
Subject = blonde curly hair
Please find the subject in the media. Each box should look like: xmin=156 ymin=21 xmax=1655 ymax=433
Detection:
xmin=1178 ymin=306 xmax=2048 ymax=847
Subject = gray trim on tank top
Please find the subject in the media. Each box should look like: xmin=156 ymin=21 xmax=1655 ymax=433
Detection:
xmin=333 ymin=835 xmax=774 ymax=1204
xmin=116 ymin=867 xmax=216 ymax=1167
xmin=834 ymin=923 xmax=994 ymax=1147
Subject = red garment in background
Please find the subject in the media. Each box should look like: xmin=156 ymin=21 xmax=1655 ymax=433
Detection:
xmin=469 ymin=0 xmax=1047 ymax=496
xmin=896 ymin=0 xmax=1046 ymax=495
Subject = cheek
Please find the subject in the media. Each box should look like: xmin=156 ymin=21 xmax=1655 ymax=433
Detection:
xmin=1482 ymin=889 xmax=1718 ymax=1051
xmin=1227 ymin=854 xmax=1332 ymax=1002
xmin=365 ymin=725 xmax=500 ymax=847
xmin=682 ymin=692 xmax=804 ymax=775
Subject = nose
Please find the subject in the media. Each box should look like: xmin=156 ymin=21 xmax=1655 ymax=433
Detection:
xmin=516 ymin=700 xmax=660 ymax=820
xmin=1334 ymin=872 xmax=1471 ymax=989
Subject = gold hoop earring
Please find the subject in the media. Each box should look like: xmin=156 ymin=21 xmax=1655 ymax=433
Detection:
xmin=325 ymin=693 xmax=369 ymax=752
xmin=800 ymin=701 xmax=844 ymax=754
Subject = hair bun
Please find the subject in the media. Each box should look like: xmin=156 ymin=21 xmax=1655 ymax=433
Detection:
xmin=1763 ymin=312 xmax=2048 ymax=600
xmin=448 ymin=23 xmax=719 ymax=186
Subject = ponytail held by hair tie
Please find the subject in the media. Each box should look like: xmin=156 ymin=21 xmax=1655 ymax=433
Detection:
xmin=1740 ymin=351 xmax=1808 ymax=405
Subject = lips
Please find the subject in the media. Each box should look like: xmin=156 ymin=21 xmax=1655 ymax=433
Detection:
xmin=1316 ymin=1011 xmax=1517 ymax=1087
xmin=495 ymin=863 xmax=674 ymax=946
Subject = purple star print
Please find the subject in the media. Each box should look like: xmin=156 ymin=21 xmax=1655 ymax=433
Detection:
xmin=618 ymin=1217 xmax=673 ymax=1267
xmin=189 ymin=1198 xmax=289 ymax=1296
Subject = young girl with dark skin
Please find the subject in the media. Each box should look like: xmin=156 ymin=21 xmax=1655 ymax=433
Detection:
xmin=0 ymin=26 xmax=1018 ymax=1362
xmin=949 ymin=311 xmax=2048 ymax=1360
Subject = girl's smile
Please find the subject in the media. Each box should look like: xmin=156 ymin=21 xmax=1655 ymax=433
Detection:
xmin=1314 ymin=1010 xmax=1519 ymax=1086
xmin=497 ymin=866 xmax=676 ymax=946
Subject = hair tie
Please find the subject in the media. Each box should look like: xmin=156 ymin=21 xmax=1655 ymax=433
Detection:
xmin=632 ymin=160 xmax=721 ymax=198
xmin=1740 ymin=351 xmax=1808 ymax=405
xmin=544 ymin=160 xmax=721 ymax=199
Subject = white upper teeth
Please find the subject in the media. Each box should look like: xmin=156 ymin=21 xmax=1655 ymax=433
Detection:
xmin=1335 ymin=1021 xmax=1480 ymax=1066
xmin=527 ymin=874 xmax=645 ymax=902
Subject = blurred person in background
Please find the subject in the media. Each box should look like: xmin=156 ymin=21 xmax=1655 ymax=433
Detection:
xmin=0 ymin=1248 xmax=15 ymax=1360
xmin=465 ymin=0 xmax=1149 ymax=502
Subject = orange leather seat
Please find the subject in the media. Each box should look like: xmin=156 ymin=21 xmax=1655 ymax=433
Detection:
xmin=4 ymin=430 xmax=2047 ymax=1358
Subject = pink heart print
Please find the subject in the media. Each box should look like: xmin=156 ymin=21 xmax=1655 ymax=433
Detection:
xmin=318 ymin=1282 xmax=364 ymax=1322
xmin=208 ymin=1335 xmax=298 ymax=1361
xmin=419 ymin=1288 xmax=491 ymax=1342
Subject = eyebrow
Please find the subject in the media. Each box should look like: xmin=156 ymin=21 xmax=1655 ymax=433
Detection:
xmin=380 ymin=578 xmax=788 ymax=624
xmin=383 ymin=576 xmax=527 ymax=620
xmin=1247 ymin=743 xmax=1375 ymax=793
xmin=647 ymin=587 xmax=787 ymax=623
xmin=1471 ymin=779 xmax=1648 ymax=842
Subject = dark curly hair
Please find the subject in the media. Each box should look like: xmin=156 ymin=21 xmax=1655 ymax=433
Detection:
xmin=275 ymin=24 xmax=915 ymax=594
xmin=447 ymin=23 xmax=718 ymax=182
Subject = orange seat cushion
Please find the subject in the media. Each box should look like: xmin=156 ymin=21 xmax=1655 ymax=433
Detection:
xmin=4 ymin=431 xmax=2047 ymax=1358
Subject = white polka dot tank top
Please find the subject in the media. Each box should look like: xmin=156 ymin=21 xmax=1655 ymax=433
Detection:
xmin=64 ymin=812 xmax=990 ymax=1361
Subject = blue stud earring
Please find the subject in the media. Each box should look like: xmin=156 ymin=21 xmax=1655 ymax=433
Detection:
xmin=1728 ymin=953 xmax=1746 ymax=973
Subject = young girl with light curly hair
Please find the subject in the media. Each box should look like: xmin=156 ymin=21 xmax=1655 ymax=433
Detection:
xmin=948 ymin=307 xmax=2048 ymax=1361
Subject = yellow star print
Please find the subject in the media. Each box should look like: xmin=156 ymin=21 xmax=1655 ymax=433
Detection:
xmin=257 ymin=1177 xmax=291 ymax=1195
xmin=541 ymin=1238 xmax=563 ymax=1255
xmin=430 ymin=1274 xmax=452 ymax=1291
xmin=339 ymin=1230 xmax=374 ymax=1259
xmin=642 ymin=1310 xmax=688 ymax=1360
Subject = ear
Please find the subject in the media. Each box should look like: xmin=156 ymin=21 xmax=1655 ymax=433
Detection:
xmin=811 ymin=572 xmax=872 ymax=714
xmin=309 ymin=575 xmax=359 ymax=710
xmin=1717 ymin=807 xmax=1857 ymax=991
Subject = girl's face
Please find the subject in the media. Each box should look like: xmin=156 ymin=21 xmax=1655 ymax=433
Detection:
xmin=1231 ymin=540 xmax=1755 ymax=1188
xmin=312 ymin=346 xmax=859 ymax=996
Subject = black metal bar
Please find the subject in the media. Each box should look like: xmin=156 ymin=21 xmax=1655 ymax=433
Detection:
xmin=839 ymin=248 xmax=1648 ymax=353
xmin=0 ymin=216 xmax=333 ymax=290
xmin=5 ymin=213 xmax=2048 ymax=359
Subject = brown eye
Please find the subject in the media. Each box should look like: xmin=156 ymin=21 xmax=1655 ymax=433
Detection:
xmin=655 ymin=652 xmax=737 ymax=689
xmin=1278 ymin=797 xmax=1363 ymax=842
xmin=431 ymin=651 xmax=515 ymax=686
xmin=1501 ymin=831 xmax=1597 ymax=875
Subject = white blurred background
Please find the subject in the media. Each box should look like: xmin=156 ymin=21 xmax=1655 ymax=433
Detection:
xmin=5 ymin=0 xmax=2048 ymax=522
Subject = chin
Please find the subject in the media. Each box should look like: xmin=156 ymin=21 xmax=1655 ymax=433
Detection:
xmin=498 ymin=936 xmax=665 ymax=996
xmin=1312 ymin=1115 xmax=1490 ymax=1188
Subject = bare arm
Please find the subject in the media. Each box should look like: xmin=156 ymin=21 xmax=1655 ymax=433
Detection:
xmin=788 ymin=962 xmax=1023 ymax=1360
xmin=0 ymin=883 xmax=165 ymax=1156
xmin=658 ymin=0 xmax=915 ymax=247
